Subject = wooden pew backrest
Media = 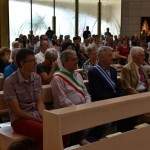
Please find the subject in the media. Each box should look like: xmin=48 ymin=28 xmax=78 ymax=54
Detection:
xmin=43 ymin=92 xmax=150 ymax=150
xmin=42 ymin=84 xmax=53 ymax=102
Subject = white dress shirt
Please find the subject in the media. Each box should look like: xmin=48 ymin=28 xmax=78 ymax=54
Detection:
xmin=50 ymin=68 xmax=91 ymax=108
xmin=134 ymin=63 xmax=146 ymax=92
xmin=35 ymin=51 xmax=45 ymax=64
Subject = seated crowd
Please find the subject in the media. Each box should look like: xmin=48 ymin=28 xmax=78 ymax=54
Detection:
xmin=1 ymin=27 xmax=150 ymax=150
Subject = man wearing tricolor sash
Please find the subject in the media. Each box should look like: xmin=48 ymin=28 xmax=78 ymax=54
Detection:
xmin=51 ymin=50 xmax=91 ymax=109
xmin=51 ymin=50 xmax=91 ymax=108
xmin=51 ymin=50 xmax=91 ymax=146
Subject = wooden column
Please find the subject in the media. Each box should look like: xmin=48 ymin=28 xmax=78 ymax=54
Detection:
xmin=52 ymin=0 xmax=56 ymax=34
xmin=97 ymin=0 xmax=101 ymax=36
xmin=0 ymin=0 xmax=9 ymax=47
xmin=75 ymin=0 xmax=79 ymax=37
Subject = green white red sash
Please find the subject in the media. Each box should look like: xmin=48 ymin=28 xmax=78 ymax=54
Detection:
xmin=53 ymin=70 xmax=85 ymax=97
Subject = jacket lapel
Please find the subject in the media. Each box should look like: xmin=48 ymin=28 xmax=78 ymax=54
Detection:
xmin=130 ymin=62 xmax=138 ymax=80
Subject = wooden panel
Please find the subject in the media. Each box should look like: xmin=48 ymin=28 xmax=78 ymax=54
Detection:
xmin=43 ymin=111 xmax=63 ymax=150
xmin=0 ymin=76 xmax=4 ymax=91
xmin=42 ymin=84 xmax=53 ymax=102
xmin=76 ymin=126 xmax=150 ymax=150
xmin=0 ymin=91 xmax=6 ymax=110
xmin=0 ymin=90 xmax=8 ymax=117
xmin=43 ymin=92 xmax=150 ymax=150
xmin=57 ymin=93 xmax=150 ymax=135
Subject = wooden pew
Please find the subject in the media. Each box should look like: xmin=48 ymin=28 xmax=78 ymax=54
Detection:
xmin=0 ymin=91 xmax=8 ymax=116
xmin=43 ymin=92 xmax=150 ymax=150
xmin=111 ymin=64 xmax=123 ymax=69
xmin=0 ymin=125 xmax=29 ymax=150
xmin=0 ymin=84 xmax=52 ymax=150
xmin=0 ymin=75 xmax=4 ymax=91
xmin=42 ymin=84 xmax=53 ymax=102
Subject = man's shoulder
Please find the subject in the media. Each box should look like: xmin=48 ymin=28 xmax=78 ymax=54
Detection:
xmin=5 ymin=64 xmax=16 ymax=71
xmin=83 ymin=59 xmax=90 ymax=66
xmin=122 ymin=62 xmax=132 ymax=69
xmin=35 ymin=52 xmax=40 ymax=57
xmin=5 ymin=71 xmax=17 ymax=83
xmin=88 ymin=65 xmax=97 ymax=71
xmin=32 ymin=72 xmax=41 ymax=79
xmin=83 ymin=30 xmax=86 ymax=33
xmin=121 ymin=63 xmax=134 ymax=74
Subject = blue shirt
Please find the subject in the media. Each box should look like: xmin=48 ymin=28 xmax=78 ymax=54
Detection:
xmin=4 ymin=63 xmax=17 ymax=79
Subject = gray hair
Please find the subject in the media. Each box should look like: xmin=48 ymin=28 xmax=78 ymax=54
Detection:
xmin=130 ymin=46 xmax=144 ymax=59
xmin=12 ymin=41 xmax=19 ymax=49
xmin=45 ymin=48 xmax=58 ymax=60
xmin=97 ymin=46 xmax=113 ymax=61
xmin=11 ymin=48 xmax=21 ymax=58
xmin=86 ymin=44 xmax=96 ymax=55
xmin=60 ymin=50 xmax=76 ymax=64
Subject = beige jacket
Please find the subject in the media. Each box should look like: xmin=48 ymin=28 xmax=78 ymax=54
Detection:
xmin=121 ymin=61 xmax=149 ymax=95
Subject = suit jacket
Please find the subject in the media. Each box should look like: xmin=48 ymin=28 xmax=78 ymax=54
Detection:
xmin=88 ymin=65 xmax=122 ymax=102
xmin=121 ymin=61 xmax=149 ymax=95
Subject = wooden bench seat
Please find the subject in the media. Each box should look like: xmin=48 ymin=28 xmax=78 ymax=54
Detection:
xmin=0 ymin=125 xmax=29 ymax=150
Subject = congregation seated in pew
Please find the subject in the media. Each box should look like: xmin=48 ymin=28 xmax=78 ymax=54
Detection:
xmin=1 ymin=31 xmax=150 ymax=149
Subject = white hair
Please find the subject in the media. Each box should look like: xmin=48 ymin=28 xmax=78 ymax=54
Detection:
xmin=45 ymin=48 xmax=58 ymax=60
xmin=86 ymin=44 xmax=96 ymax=55
xmin=11 ymin=48 xmax=21 ymax=58
xmin=97 ymin=46 xmax=113 ymax=62
xmin=130 ymin=46 xmax=144 ymax=59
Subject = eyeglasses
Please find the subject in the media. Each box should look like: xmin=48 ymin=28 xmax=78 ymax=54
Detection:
xmin=23 ymin=58 xmax=37 ymax=63
xmin=42 ymin=38 xmax=48 ymax=40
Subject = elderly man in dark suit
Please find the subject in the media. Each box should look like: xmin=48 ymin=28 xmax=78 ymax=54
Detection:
xmin=88 ymin=46 xmax=122 ymax=102
xmin=87 ymin=46 xmax=122 ymax=140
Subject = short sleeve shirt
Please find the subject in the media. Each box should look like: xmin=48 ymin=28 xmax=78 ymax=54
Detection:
xmin=3 ymin=69 xmax=43 ymax=123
